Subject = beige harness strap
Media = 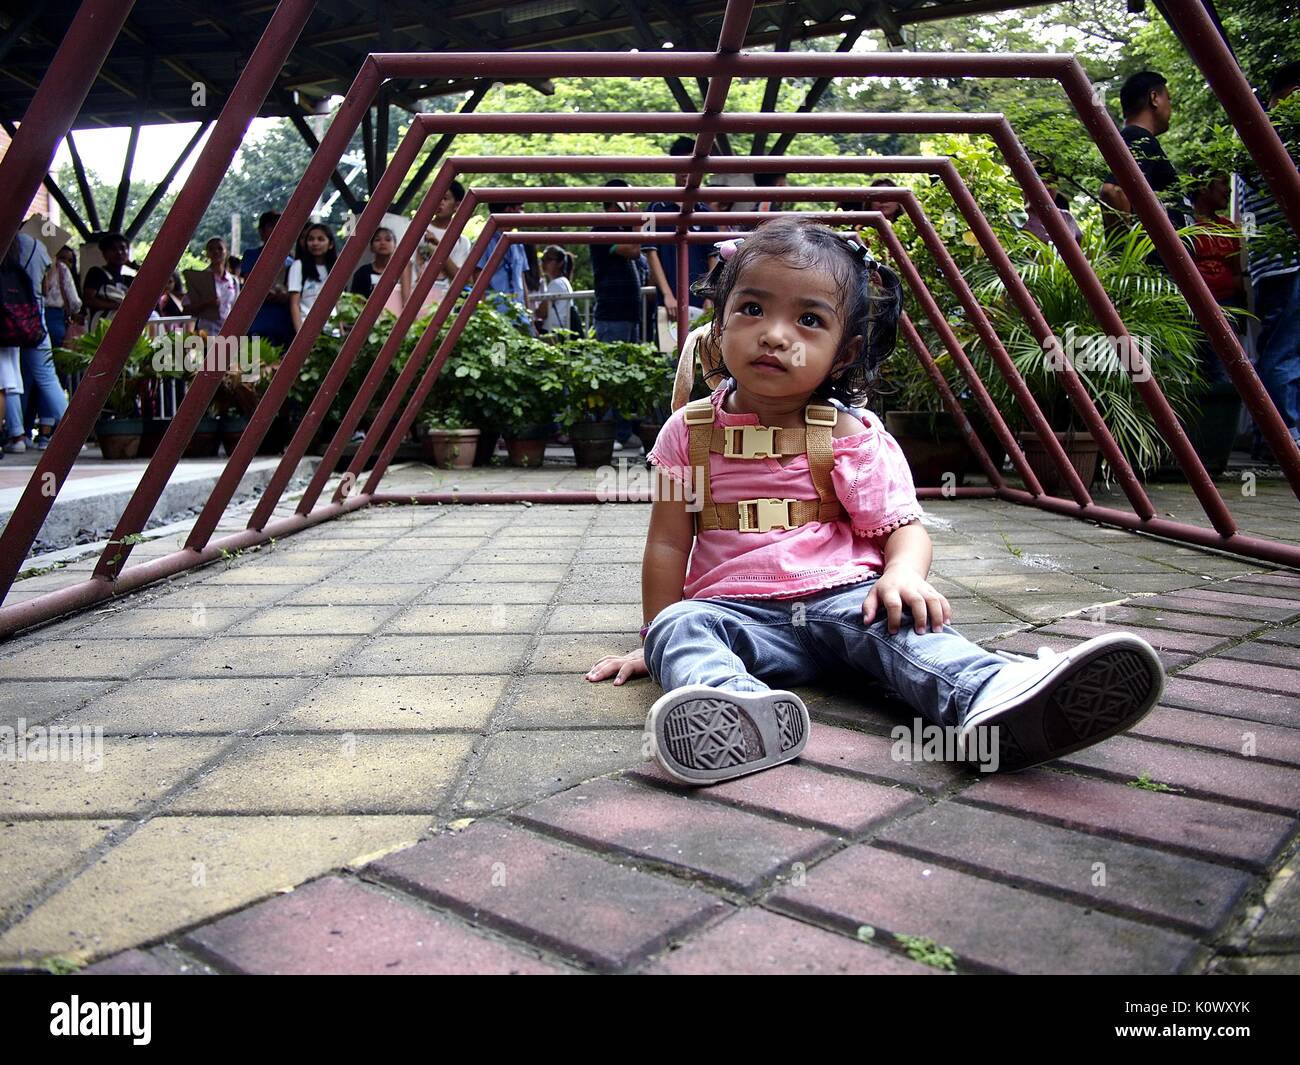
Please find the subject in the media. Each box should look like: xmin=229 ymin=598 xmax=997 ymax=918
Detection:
xmin=684 ymin=396 xmax=844 ymax=534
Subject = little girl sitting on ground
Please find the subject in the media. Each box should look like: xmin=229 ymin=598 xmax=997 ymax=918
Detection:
xmin=585 ymin=216 xmax=1163 ymax=785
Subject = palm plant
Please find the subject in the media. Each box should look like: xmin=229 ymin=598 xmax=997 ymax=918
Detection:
xmin=965 ymin=224 xmax=1208 ymax=477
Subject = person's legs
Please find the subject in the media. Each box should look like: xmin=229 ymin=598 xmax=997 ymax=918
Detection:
xmin=20 ymin=338 xmax=67 ymax=439
xmin=643 ymin=595 xmax=825 ymax=694
xmin=641 ymin=596 xmax=823 ymax=783
xmin=800 ymin=578 xmax=1163 ymax=772
xmin=594 ymin=318 xmax=643 ymax=446
xmin=1252 ymin=270 xmax=1300 ymax=447
xmin=798 ymin=579 xmax=1006 ymax=729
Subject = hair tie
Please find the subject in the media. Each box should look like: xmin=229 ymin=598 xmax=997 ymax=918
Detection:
xmin=716 ymin=237 xmax=744 ymax=260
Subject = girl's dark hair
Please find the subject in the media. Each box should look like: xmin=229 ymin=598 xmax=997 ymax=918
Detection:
xmin=690 ymin=216 xmax=903 ymax=408
xmin=296 ymin=223 xmax=338 ymax=277
xmin=371 ymin=227 xmax=396 ymax=245
xmin=542 ymin=244 xmax=573 ymax=277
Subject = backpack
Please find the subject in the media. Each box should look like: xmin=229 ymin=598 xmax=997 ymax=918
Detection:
xmin=568 ymin=301 xmax=583 ymax=335
xmin=0 ymin=240 xmax=47 ymax=347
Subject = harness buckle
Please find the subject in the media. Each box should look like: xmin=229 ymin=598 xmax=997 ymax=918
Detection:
xmin=738 ymin=498 xmax=795 ymax=532
xmin=723 ymin=425 xmax=777 ymax=459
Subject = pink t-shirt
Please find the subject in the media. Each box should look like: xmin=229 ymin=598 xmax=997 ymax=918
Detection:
xmin=647 ymin=381 xmax=924 ymax=601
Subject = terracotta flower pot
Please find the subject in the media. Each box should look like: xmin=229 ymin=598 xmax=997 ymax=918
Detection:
xmin=1016 ymin=429 xmax=1100 ymax=496
xmin=184 ymin=415 xmax=222 ymax=458
xmin=423 ymin=427 xmax=480 ymax=469
xmin=94 ymin=417 xmax=142 ymax=460
xmin=570 ymin=421 xmax=616 ymax=468
xmin=885 ymin=411 xmax=971 ymax=488
xmin=505 ymin=425 xmax=549 ymax=467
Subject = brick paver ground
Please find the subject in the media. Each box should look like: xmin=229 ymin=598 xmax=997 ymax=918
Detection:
xmin=1 ymin=458 xmax=1298 ymax=974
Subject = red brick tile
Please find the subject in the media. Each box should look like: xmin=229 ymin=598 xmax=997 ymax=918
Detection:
xmin=81 ymin=950 xmax=175 ymax=975
xmin=1231 ymin=572 xmax=1300 ymax=592
xmin=960 ymin=772 xmax=1291 ymax=870
xmin=1100 ymin=606 xmax=1259 ymax=639
xmin=1219 ymin=641 xmax=1300 ymax=669
xmin=875 ymin=802 xmax=1251 ymax=935
xmin=1150 ymin=589 xmax=1300 ymax=622
xmin=1057 ymin=734 xmax=1300 ymax=815
xmin=182 ymin=877 xmax=561 ymax=974
xmin=1131 ymin=706 xmax=1300 ymax=768
xmin=767 ymin=845 xmax=1197 ymax=973
xmin=1038 ymin=618 xmax=1227 ymax=655
xmin=1213 ymin=573 xmax=1300 ymax=598
xmin=1262 ymin=627 xmax=1300 ymax=648
xmin=1179 ymin=657 xmax=1299 ymax=695
xmin=513 ymin=777 xmax=837 ymax=896
xmin=799 ymin=724 xmax=969 ymax=794
xmin=1161 ymin=676 xmax=1300 ymax=727
xmin=625 ymin=760 xmax=925 ymax=836
xmin=989 ymin=631 xmax=1190 ymax=671
xmin=643 ymin=908 xmax=939 ymax=974
xmin=368 ymin=821 xmax=727 ymax=971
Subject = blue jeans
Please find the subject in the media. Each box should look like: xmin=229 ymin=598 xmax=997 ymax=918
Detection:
xmin=12 ymin=336 xmax=68 ymax=435
xmin=595 ymin=318 xmax=643 ymax=443
xmin=1254 ymin=269 xmax=1300 ymax=442
xmin=643 ymin=578 xmax=1007 ymax=728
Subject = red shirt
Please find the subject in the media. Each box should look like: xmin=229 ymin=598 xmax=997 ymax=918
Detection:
xmin=1192 ymin=213 xmax=1242 ymax=303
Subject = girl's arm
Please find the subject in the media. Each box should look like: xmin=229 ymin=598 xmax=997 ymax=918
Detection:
xmin=288 ymin=292 xmax=302 ymax=333
xmin=862 ymin=521 xmax=951 ymax=636
xmin=586 ymin=468 xmax=694 ymax=685
xmin=641 ymin=469 xmax=695 ymax=638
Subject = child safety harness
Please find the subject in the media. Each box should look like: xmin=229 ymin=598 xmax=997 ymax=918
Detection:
xmin=673 ymin=322 xmax=845 ymax=535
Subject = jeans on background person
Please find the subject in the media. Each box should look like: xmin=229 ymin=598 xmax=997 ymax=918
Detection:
xmin=45 ymin=305 xmax=67 ymax=350
xmin=20 ymin=338 xmax=69 ymax=437
xmin=1252 ymin=269 xmax=1300 ymax=446
xmin=595 ymin=318 xmax=642 ymax=444
xmin=643 ymin=578 xmax=1008 ymax=729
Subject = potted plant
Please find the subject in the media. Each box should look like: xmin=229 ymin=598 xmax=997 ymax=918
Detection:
xmin=553 ymin=336 xmax=672 ymax=467
xmin=877 ymin=342 xmax=984 ymax=487
xmin=966 ymin=226 xmax=1206 ymax=493
xmin=420 ymin=407 xmax=480 ymax=469
xmin=53 ymin=319 xmax=153 ymax=459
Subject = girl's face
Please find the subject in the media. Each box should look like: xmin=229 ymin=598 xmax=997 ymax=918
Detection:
xmin=306 ymin=229 xmax=331 ymax=258
xmin=542 ymin=255 xmax=562 ymax=277
xmin=718 ymin=255 xmax=859 ymax=401
xmin=371 ymin=231 xmax=395 ymax=258
xmin=207 ymin=241 xmax=226 ymax=267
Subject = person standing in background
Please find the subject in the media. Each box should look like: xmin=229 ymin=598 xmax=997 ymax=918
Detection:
xmin=1235 ymin=62 xmax=1300 ymax=457
xmin=422 ymin=179 xmax=472 ymax=307
xmin=186 ymin=237 xmax=240 ymax=334
xmin=242 ymin=211 xmax=295 ymax=348
xmin=42 ymin=246 xmax=82 ymax=349
xmin=287 ymin=223 xmax=337 ymax=334
xmin=534 ymin=245 xmax=575 ymax=335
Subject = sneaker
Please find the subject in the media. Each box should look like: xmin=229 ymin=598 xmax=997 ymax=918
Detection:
xmin=645 ymin=684 xmax=811 ymax=785
xmin=957 ymin=632 xmax=1163 ymax=773
xmin=4 ymin=438 xmax=26 ymax=454
xmin=34 ymin=434 xmax=50 ymax=450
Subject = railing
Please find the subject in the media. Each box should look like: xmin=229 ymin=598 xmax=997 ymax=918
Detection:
xmin=524 ymin=285 xmax=658 ymax=338
xmin=0 ymin=0 xmax=1296 ymax=638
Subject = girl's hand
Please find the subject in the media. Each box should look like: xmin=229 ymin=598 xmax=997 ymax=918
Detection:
xmin=585 ymin=648 xmax=648 ymax=685
xmin=863 ymin=565 xmax=952 ymax=635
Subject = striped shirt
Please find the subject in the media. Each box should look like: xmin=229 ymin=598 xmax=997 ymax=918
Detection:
xmin=1234 ymin=171 xmax=1300 ymax=285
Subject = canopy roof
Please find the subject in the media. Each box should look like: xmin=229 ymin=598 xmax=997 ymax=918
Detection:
xmin=0 ymin=0 xmax=1052 ymax=129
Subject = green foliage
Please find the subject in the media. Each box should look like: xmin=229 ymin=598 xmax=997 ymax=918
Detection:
xmin=548 ymin=333 xmax=673 ymax=431
xmin=52 ymin=318 xmax=156 ymax=418
xmin=965 ymin=225 xmax=1207 ymax=476
xmin=895 ymin=934 xmax=957 ymax=972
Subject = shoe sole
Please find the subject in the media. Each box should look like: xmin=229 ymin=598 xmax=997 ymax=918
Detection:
xmin=646 ymin=685 xmax=810 ymax=785
xmin=959 ymin=633 xmax=1163 ymax=773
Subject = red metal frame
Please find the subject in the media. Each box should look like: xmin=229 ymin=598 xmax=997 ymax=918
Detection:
xmin=1 ymin=0 xmax=1297 ymax=638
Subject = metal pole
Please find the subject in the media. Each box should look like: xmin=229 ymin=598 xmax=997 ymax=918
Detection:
xmin=0 ymin=0 xmax=317 ymax=599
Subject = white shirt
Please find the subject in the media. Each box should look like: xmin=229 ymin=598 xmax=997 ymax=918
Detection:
xmin=287 ymin=259 xmax=328 ymax=316
xmin=425 ymin=224 xmax=471 ymax=299
xmin=541 ymin=275 xmax=573 ymax=331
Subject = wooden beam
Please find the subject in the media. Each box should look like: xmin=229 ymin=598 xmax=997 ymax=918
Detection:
xmin=64 ymin=129 xmax=101 ymax=232
xmin=124 ymin=120 xmax=212 ymax=241
xmin=108 ymin=122 xmax=140 ymax=234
